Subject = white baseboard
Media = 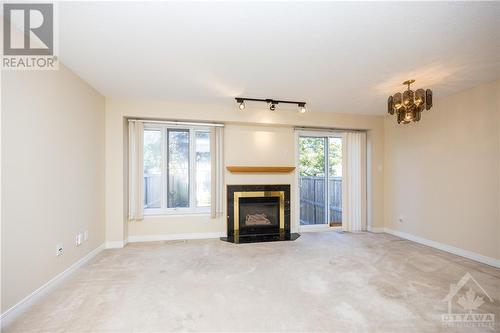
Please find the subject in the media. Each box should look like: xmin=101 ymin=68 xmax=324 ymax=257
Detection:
xmin=368 ymin=227 xmax=385 ymax=233
xmin=127 ymin=231 xmax=225 ymax=243
xmin=0 ymin=244 xmax=105 ymax=328
xmin=105 ymin=240 xmax=127 ymax=249
xmin=299 ymin=225 xmax=331 ymax=232
xmin=383 ymin=228 xmax=500 ymax=268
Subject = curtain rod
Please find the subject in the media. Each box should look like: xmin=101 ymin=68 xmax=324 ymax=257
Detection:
xmin=128 ymin=119 xmax=224 ymax=127
xmin=294 ymin=126 xmax=367 ymax=133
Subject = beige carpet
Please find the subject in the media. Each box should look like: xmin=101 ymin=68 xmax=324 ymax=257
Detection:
xmin=5 ymin=232 xmax=500 ymax=332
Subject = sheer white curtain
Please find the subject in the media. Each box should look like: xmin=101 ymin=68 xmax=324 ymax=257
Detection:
xmin=210 ymin=127 xmax=224 ymax=218
xmin=128 ymin=121 xmax=144 ymax=221
xmin=341 ymin=131 xmax=367 ymax=232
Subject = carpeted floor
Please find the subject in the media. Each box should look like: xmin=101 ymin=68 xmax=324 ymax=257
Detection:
xmin=4 ymin=232 xmax=500 ymax=332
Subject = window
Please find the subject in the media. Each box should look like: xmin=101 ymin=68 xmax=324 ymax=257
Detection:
xmin=143 ymin=124 xmax=211 ymax=214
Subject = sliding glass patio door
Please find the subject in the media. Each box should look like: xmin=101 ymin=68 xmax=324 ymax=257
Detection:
xmin=298 ymin=133 xmax=342 ymax=229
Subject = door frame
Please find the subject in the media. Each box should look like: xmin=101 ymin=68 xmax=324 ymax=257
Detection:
xmin=295 ymin=130 xmax=343 ymax=232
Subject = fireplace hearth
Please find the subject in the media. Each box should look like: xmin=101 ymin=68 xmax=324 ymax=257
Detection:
xmin=222 ymin=184 xmax=300 ymax=243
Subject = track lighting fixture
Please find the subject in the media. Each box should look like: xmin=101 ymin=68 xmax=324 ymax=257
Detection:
xmin=234 ymin=97 xmax=307 ymax=113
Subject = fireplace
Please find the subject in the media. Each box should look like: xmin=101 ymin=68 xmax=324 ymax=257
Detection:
xmin=222 ymin=184 xmax=300 ymax=243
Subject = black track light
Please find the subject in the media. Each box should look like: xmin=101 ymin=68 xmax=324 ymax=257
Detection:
xmin=235 ymin=97 xmax=306 ymax=113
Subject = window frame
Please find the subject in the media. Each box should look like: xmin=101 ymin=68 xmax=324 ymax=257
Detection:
xmin=143 ymin=122 xmax=211 ymax=216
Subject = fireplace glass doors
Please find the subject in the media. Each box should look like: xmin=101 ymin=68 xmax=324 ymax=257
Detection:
xmin=236 ymin=193 xmax=283 ymax=236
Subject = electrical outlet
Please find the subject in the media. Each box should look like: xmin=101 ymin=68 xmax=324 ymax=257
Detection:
xmin=56 ymin=244 xmax=64 ymax=256
xmin=83 ymin=230 xmax=88 ymax=242
xmin=398 ymin=216 xmax=404 ymax=223
xmin=75 ymin=233 xmax=83 ymax=246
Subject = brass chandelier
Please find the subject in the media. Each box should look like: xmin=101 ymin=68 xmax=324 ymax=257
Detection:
xmin=388 ymin=80 xmax=433 ymax=124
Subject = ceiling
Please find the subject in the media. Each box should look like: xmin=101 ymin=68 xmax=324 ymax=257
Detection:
xmin=56 ymin=1 xmax=499 ymax=114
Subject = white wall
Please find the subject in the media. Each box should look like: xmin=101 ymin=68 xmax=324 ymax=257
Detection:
xmin=1 ymin=65 xmax=105 ymax=312
xmin=384 ymin=80 xmax=500 ymax=260
xmin=105 ymin=99 xmax=385 ymax=243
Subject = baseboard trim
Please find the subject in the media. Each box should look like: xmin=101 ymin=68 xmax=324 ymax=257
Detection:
xmin=0 ymin=244 xmax=105 ymax=328
xmin=105 ymin=240 xmax=127 ymax=249
xmin=383 ymin=228 xmax=500 ymax=268
xmin=368 ymin=227 xmax=385 ymax=233
xmin=299 ymin=225 xmax=331 ymax=232
xmin=127 ymin=232 xmax=225 ymax=243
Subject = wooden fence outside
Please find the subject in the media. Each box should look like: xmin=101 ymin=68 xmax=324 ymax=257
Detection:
xmin=300 ymin=176 xmax=342 ymax=225
xmin=144 ymin=174 xmax=161 ymax=208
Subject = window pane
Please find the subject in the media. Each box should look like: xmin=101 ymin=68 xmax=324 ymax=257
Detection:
xmin=299 ymin=137 xmax=326 ymax=225
xmin=328 ymin=137 xmax=342 ymax=177
xmin=168 ymin=130 xmax=189 ymax=208
xmin=195 ymin=131 xmax=211 ymax=207
xmin=143 ymin=129 xmax=161 ymax=208
xmin=299 ymin=137 xmax=326 ymax=177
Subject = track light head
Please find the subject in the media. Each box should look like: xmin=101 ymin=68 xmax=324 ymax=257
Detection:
xmin=298 ymin=103 xmax=306 ymax=113
xmin=269 ymin=102 xmax=276 ymax=111
xmin=235 ymin=98 xmax=245 ymax=110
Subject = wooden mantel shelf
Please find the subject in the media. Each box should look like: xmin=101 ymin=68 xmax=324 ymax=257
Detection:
xmin=226 ymin=166 xmax=296 ymax=173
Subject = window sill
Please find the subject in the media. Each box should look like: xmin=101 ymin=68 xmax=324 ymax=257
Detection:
xmin=142 ymin=209 xmax=212 ymax=218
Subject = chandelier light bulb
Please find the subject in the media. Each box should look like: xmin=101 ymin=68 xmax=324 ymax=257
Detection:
xmin=404 ymin=111 xmax=412 ymax=122
xmin=239 ymin=101 xmax=245 ymax=110
xmin=269 ymin=102 xmax=276 ymax=111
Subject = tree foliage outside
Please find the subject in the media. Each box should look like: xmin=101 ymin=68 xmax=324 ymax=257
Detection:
xmin=144 ymin=130 xmax=161 ymax=174
xmin=299 ymin=137 xmax=342 ymax=177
